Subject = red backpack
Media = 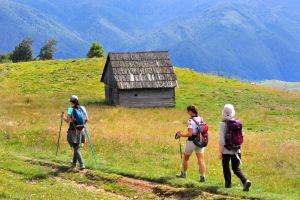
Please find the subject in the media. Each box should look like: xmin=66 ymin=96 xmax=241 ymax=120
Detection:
xmin=224 ymin=118 xmax=244 ymax=151
xmin=191 ymin=118 xmax=209 ymax=148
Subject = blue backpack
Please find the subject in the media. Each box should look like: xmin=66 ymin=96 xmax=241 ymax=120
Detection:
xmin=71 ymin=106 xmax=86 ymax=130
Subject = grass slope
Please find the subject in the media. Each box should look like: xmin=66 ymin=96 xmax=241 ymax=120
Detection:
xmin=0 ymin=58 xmax=299 ymax=199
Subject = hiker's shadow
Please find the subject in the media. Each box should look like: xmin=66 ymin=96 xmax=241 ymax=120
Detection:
xmin=151 ymin=175 xmax=221 ymax=199
xmin=50 ymin=165 xmax=74 ymax=176
xmin=154 ymin=175 xmax=176 ymax=184
xmin=153 ymin=185 xmax=221 ymax=199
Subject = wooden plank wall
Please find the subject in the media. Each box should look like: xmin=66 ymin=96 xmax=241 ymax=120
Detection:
xmin=102 ymin=63 xmax=117 ymax=88
xmin=118 ymin=88 xmax=175 ymax=107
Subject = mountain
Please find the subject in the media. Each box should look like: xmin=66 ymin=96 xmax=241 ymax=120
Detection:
xmin=259 ymin=80 xmax=300 ymax=92
xmin=126 ymin=0 xmax=300 ymax=81
xmin=0 ymin=0 xmax=89 ymax=57
xmin=0 ymin=0 xmax=300 ymax=81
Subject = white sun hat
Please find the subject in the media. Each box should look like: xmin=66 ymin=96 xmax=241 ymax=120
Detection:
xmin=222 ymin=104 xmax=236 ymax=120
xmin=69 ymin=95 xmax=78 ymax=102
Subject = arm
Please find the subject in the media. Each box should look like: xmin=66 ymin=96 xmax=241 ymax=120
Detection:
xmin=81 ymin=106 xmax=89 ymax=123
xmin=61 ymin=110 xmax=71 ymax=123
xmin=219 ymin=122 xmax=225 ymax=159
xmin=218 ymin=144 xmax=223 ymax=160
xmin=85 ymin=113 xmax=89 ymax=123
xmin=176 ymin=128 xmax=193 ymax=138
xmin=61 ymin=112 xmax=71 ymax=123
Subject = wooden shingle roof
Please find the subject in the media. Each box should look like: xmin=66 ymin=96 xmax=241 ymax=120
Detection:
xmin=101 ymin=51 xmax=178 ymax=89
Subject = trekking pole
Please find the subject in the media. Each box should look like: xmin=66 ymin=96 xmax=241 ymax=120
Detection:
xmin=84 ymin=126 xmax=98 ymax=166
xmin=56 ymin=111 xmax=64 ymax=156
xmin=175 ymin=133 xmax=183 ymax=167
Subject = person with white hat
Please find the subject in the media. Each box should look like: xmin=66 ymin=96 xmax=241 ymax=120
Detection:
xmin=61 ymin=95 xmax=88 ymax=170
xmin=219 ymin=104 xmax=251 ymax=191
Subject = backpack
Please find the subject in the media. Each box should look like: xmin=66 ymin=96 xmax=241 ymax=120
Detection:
xmin=71 ymin=106 xmax=86 ymax=131
xmin=224 ymin=118 xmax=243 ymax=151
xmin=191 ymin=118 xmax=209 ymax=148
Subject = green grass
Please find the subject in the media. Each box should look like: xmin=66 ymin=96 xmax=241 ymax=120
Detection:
xmin=0 ymin=150 xmax=118 ymax=199
xmin=0 ymin=58 xmax=299 ymax=199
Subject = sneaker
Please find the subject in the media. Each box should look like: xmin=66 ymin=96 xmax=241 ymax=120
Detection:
xmin=225 ymin=184 xmax=231 ymax=188
xmin=243 ymin=180 xmax=251 ymax=191
xmin=176 ymin=172 xmax=186 ymax=178
xmin=71 ymin=163 xmax=76 ymax=168
xmin=200 ymin=176 xmax=206 ymax=182
xmin=79 ymin=165 xmax=85 ymax=170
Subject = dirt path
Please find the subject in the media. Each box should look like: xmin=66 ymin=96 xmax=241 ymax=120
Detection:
xmin=21 ymin=156 xmax=241 ymax=200
xmin=55 ymin=177 xmax=130 ymax=200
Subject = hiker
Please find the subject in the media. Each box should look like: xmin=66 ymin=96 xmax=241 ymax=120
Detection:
xmin=219 ymin=104 xmax=251 ymax=191
xmin=176 ymin=105 xmax=206 ymax=182
xmin=61 ymin=95 xmax=88 ymax=170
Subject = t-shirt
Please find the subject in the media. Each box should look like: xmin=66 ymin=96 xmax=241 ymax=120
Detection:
xmin=67 ymin=106 xmax=87 ymax=117
xmin=187 ymin=116 xmax=202 ymax=135
xmin=67 ymin=106 xmax=87 ymax=130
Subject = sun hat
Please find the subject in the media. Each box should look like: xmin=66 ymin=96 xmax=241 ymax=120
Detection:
xmin=222 ymin=104 xmax=236 ymax=120
xmin=69 ymin=95 xmax=78 ymax=102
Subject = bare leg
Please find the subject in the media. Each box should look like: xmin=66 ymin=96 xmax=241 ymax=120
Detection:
xmin=183 ymin=153 xmax=190 ymax=173
xmin=196 ymin=153 xmax=206 ymax=177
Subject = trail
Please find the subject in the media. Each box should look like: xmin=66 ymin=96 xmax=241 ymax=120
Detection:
xmin=54 ymin=177 xmax=129 ymax=200
xmin=21 ymin=156 xmax=244 ymax=200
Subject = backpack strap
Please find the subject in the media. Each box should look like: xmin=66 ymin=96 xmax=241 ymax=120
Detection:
xmin=71 ymin=106 xmax=77 ymax=121
xmin=191 ymin=117 xmax=200 ymax=126
xmin=191 ymin=117 xmax=204 ymax=125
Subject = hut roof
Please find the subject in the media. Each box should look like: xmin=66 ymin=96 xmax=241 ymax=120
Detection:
xmin=101 ymin=51 xmax=178 ymax=89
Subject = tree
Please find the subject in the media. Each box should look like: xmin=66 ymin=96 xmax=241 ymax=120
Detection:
xmin=10 ymin=38 xmax=33 ymax=63
xmin=39 ymin=39 xmax=57 ymax=60
xmin=87 ymin=42 xmax=104 ymax=58
xmin=0 ymin=53 xmax=11 ymax=63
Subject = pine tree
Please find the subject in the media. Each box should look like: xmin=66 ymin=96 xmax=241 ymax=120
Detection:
xmin=11 ymin=38 xmax=33 ymax=63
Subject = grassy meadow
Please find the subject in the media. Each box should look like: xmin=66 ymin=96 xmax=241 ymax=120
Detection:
xmin=0 ymin=58 xmax=299 ymax=199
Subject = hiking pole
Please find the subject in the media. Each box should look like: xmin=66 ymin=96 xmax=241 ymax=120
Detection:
xmin=56 ymin=111 xmax=64 ymax=156
xmin=175 ymin=133 xmax=183 ymax=166
xmin=84 ymin=126 xmax=98 ymax=166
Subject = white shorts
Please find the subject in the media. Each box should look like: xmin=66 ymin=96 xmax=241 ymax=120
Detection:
xmin=185 ymin=140 xmax=205 ymax=155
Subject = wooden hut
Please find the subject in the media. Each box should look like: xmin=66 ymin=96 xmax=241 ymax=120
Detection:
xmin=100 ymin=51 xmax=178 ymax=107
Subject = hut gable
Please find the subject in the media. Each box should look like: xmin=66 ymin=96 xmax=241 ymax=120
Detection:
xmin=101 ymin=51 xmax=178 ymax=90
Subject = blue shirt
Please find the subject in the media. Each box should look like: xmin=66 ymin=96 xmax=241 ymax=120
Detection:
xmin=67 ymin=106 xmax=87 ymax=117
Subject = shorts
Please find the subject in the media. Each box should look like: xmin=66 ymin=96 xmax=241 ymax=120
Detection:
xmin=67 ymin=129 xmax=85 ymax=146
xmin=185 ymin=140 xmax=205 ymax=155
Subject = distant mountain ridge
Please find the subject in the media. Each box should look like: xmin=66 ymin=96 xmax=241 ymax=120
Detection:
xmin=0 ymin=0 xmax=300 ymax=81
xmin=259 ymin=80 xmax=300 ymax=92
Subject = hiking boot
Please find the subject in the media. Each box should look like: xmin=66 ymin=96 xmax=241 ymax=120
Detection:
xmin=176 ymin=171 xmax=186 ymax=178
xmin=225 ymin=184 xmax=232 ymax=188
xmin=243 ymin=180 xmax=251 ymax=191
xmin=80 ymin=164 xmax=86 ymax=170
xmin=71 ymin=163 xmax=76 ymax=168
xmin=200 ymin=176 xmax=206 ymax=182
